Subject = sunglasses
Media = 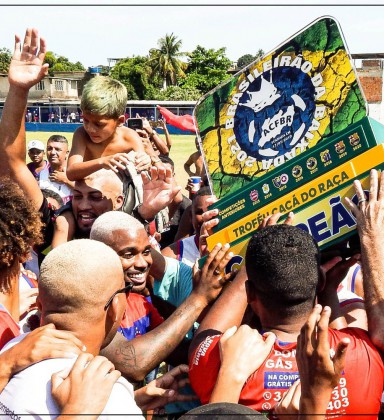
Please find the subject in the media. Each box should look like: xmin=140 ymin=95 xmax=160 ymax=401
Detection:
xmin=104 ymin=282 xmax=133 ymax=310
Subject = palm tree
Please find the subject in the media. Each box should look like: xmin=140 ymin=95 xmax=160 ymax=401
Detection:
xmin=149 ymin=33 xmax=186 ymax=90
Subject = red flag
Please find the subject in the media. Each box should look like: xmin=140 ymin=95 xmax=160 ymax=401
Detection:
xmin=157 ymin=105 xmax=196 ymax=133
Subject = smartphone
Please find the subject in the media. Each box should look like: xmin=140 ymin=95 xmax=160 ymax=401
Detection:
xmin=127 ymin=118 xmax=143 ymax=130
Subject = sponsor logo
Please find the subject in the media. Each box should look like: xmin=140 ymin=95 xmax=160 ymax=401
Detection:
xmin=320 ymin=149 xmax=331 ymax=163
xmin=292 ymin=165 xmax=303 ymax=178
xmin=272 ymin=173 xmax=289 ymax=188
xmin=250 ymin=189 xmax=259 ymax=202
xmin=349 ymin=132 xmax=360 ymax=146
xmin=262 ymin=183 xmax=270 ymax=194
xmin=306 ymin=157 xmax=317 ymax=170
xmin=335 ymin=140 xmax=346 ymax=154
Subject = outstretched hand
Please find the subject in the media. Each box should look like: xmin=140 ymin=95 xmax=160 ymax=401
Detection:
xmin=192 ymin=242 xmax=235 ymax=304
xmin=345 ymin=169 xmax=384 ymax=241
xmin=8 ymin=28 xmax=49 ymax=90
xmin=139 ymin=166 xmax=181 ymax=220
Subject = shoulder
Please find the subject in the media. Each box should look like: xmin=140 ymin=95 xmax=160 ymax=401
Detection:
xmin=72 ymin=126 xmax=90 ymax=145
xmin=188 ymin=333 xmax=222 ymax=403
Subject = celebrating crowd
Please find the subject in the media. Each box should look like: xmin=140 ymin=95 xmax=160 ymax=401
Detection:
xmin=0 ymin=28 xmax=384 ymax=420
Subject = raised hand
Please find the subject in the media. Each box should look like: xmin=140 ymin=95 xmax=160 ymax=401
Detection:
xmin=297 ymin=305 xmax=349 ymax=417
xmin=139 ymin=166 xmax=181 ymax=220
xmin=8 ymin=28 xmax=49 ymax=90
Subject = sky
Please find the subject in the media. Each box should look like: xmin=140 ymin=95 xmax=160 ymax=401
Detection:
xmin=1 ymin=1 xmax=384 ymax=67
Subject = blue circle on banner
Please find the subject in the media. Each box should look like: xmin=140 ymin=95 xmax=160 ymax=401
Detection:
xmin=233 ymin=66 xmax=316 ymax=161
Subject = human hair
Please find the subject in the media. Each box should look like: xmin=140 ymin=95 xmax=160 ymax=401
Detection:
xmin=81 ymin=76 xmax=127 ymax=119
xmin=195 ymin=186 xmax=212 ymax=198
xmin=245 ymin=224 xmax=320 ymax=318
xmin=159 ymin=154 xmax=175 ymax=169
xmin=0 ymin=178 xmax=43 ymax=278
xmin=41 ymin=188 xmax=64 ymax=208
xmin=47 ymin=135 xmax=68 ymax=144
xmin=83 ymin=169 xmax=124 ymax=196
xmin=39 ymin=239 xmax=123 ymax=321
xmin=90 ymin=211 xmax=144 ymax=243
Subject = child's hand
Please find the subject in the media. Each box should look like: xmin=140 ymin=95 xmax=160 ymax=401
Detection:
xmin=101 ymin=153 xmax=130 ymax=173
xmin=134 ymin=151 xmax=151 ymax=172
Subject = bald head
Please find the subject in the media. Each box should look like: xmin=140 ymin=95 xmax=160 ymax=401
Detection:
xmin=39 ymin=239 xmax=124 ymax=321
xmin=90 ymin=211 xmax=145 ymax=244
xmin=82 ymin=168 xmax=123 ymax=195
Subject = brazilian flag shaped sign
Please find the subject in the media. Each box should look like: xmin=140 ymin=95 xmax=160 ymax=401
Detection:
xmin=195 ymin=16 xmax=368 ymax=199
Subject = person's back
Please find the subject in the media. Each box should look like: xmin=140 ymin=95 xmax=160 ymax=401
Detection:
xmin=0 ymin=239 xmax=143 ymax=419
xmin=189 ymin=225 xmax=384 ymax=418
xmin=0 ymin=337 xmax=138 ymax=418
xmin=66 ymin=76 xmax=148 ymax=182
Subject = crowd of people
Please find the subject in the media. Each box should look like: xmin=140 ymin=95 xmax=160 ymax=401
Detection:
xmin=0 ymin=27 xmax=384 ymax=419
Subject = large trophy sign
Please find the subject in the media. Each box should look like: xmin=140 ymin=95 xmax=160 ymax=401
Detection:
xmin=194 ymin=16 xmax=384 ymax=266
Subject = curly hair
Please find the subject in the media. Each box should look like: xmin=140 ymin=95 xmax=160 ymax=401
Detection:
xmin=0 ymin=178 xmax=43 ymax=272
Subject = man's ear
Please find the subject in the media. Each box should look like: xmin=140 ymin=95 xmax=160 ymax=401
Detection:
xmin=106 ymin=295 xmax=120 ymax=323
xmin=114 ymin=194 xmax=124 ymax=210
xmin=36 ymin=295 xmax=42 ymax=312
xmin=117 ymin=115 xmax=125 ymax=126
xmin=245 ymin=279 xmax=257 ymax=304
xmin=317 ymin=267 xmax=326 ymax=294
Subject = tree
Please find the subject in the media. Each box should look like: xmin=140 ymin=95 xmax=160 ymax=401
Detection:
xmin=149 ymin=33 xmax=187 ymax=89
xmin=182 ymin=45 xmax=232 ymax=94
xmin=44 ymin=51 xmax=85 ymax=75
xmin=154 ymin=85 xmax=202 ymax=101
xmin=0 ymin=48 xmax=11 ymax=74
xmin=110 ymin=56 xmax=161 ymax=100
xmin=237 ymin=49 xmax=264 ymax=69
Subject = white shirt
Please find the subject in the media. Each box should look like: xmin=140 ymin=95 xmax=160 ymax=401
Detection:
xmin=0 ymin=335 xmax=144 ymax=419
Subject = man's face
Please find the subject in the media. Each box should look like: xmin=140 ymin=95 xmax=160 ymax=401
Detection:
xmin=28 ymin=148 xmax=44 ymax=165
xmin=72 ymin=177 xmax=123 ymax=236
xmin=47 ymin=141 xmax=68 ymax=167
xmin=192 ymin=195 xmax=213 ymax=239
xmin=107 ymin=228 xmax=152 ymax=293
xmin=82 ymin=111 xmax=122 ymax=144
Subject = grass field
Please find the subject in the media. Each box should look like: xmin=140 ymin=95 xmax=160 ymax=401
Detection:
xmin=26 ymin=131 xmax=196 ymax=193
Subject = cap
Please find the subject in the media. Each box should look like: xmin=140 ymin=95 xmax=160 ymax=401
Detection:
xmin=27 ymin=140 xmax=45 ymax=151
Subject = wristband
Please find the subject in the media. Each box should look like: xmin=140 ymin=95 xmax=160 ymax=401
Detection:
xmin=133 ymin=204 xmax=155 ymax=225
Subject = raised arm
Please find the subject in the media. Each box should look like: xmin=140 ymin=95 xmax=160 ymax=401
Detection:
xmin=345 ymin=169 xmax=384 ymax=351
xmin=0 ymin=28 xmax=48 ymax=210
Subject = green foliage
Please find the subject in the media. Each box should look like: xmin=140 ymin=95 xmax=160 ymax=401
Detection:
xmin=110 ymin=56 xmax=162 ymax=100
xmin=44 ymin=51 xmax=85 ymax=76
xmin=149 ymin=33 xmax=187 ymax=88
xmin=237 ymin=50 xmax=264 ymax=68
xmin=154 ymin=85 xmax=202 ymax=101
xmin=0 ymin=48 xmax=11 ymax=74
xmin=182 ymin=45 xmax=232 ymax=94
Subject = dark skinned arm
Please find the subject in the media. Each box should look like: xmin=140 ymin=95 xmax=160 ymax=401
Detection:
xmin=100 ymin=242 xmax=234 ymax=382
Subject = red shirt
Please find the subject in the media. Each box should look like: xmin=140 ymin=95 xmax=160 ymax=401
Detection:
xmin=118 ymin=293 xmax=164 ymax=341
xmin=189 ymin=328 xmax=384 ymax=419
xmin=0 ymin=304 xmax=20 ymax=350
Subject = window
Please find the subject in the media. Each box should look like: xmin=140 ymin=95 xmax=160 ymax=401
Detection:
xmin=71 ymin=80 xmax=77 ymax=90
xmin=55 ymin=80 xmax=64 ymax=91
xmin=35 ymin=81 xmax=45 ymax=91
